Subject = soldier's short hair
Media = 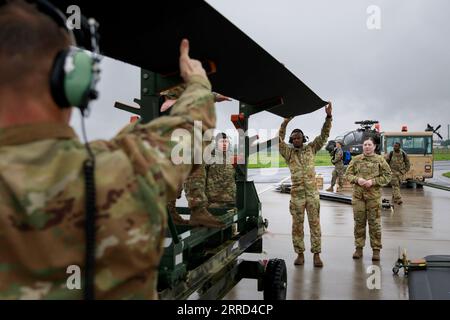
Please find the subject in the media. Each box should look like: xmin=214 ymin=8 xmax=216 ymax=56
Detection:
xmin=215 ymin=132 xmax=229 ymax=144
xmin=289 ymin=129 xmax=307 ymax=143
xmin=0 ymin=0 xmax=71 ymax=95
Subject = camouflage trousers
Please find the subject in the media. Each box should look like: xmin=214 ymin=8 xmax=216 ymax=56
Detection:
xmin=208 ymin=201 xmax=235 ymax=209
xmin=391 ymin=171 xmax=403 ymax=202
xmin=331 ymin=166 xmax=345 ymax=188
xmin=184 ymin=164 xmax=208 ymax=210
xmin=352 ymin=197 xmax=382 ymax=250
xmin=167 ymin=164 xmax=234 ymax=214
xmin=289 ymin=192 xmax=321 ymax=253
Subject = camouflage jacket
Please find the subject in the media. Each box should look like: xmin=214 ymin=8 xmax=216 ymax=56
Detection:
xmin=205 ymin=151 xmax=236 ymax=206
xmin=344 ymin=154 xmax=392 ymax=200
xmin=279 ymin=116 xmax=332 ymax=194
xmin=387 ymin=149 xmax=410 ymax=175
xmin=0 ymin=75 xmax=215 ymax=300
xmin=332 ymin=147 xmax=344 ymax=169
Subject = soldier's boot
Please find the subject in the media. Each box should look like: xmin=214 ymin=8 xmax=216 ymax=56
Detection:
xmin=190 ymin=208 xmax=226 ymax=228
xmin=396 ymin=199 xmax=403 ymax=205
xmin=313 ymin=253 xmax=323 ymax=268
xmin=326 ymin=186 xmax=334 ymax=192
xmin=352 ymin=248 xmax=363 ymax=259
xmin=336 ymin=185 xmax=343 ymax=192
xmin=294 ymin=253 xmax=304 ymax=266
xmin=372 ymin=249 xmax=380 ymax=261
xmin=168 ymin=205 xmax=189 ymax=225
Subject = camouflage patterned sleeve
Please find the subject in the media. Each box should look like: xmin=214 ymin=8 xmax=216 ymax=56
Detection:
xmin=373 ymin=156 xmax=392 ymax=187
xmin=332 ymin=148 xmax=343 ymax=164
xmin=336 ymin=149 xmax=343 ymax=161
xmin=278 ymin=120 xmax=290 ymax=160
xmin=112 ymin=75 xmax=215 ymax=200
xmin=344 ymin=158 xmax=358 ymax=184
xmin=311 ymin=116 xmax=332 ymax=153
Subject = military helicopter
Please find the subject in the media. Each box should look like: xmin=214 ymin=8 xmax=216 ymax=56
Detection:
xmin=325 ymin=120 xmax=382 ymax=156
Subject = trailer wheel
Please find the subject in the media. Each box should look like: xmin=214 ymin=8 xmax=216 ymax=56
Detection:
xmin=263 ymin=258 xmax=287 ymax=300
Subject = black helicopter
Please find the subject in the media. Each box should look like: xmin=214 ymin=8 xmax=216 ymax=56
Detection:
xmin=326 ymin=120 xmax=382 ymax=157
xmin=326 ymin=121 xmax=443 ymax=158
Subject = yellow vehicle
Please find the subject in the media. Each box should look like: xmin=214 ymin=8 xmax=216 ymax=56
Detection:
xmin=381 ymin=131 xmax=433 ymax=182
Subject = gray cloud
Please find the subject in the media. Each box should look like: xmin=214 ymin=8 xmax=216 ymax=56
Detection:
xmin=72 ymin=0 xmax=450 ymax=143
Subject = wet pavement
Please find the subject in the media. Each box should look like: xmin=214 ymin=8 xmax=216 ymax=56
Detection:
xmin=222 ymin=164 xmax=450 ymax=300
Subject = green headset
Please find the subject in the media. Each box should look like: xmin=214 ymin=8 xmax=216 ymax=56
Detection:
xmin=32 ymin=0 xmax=100 ymax=111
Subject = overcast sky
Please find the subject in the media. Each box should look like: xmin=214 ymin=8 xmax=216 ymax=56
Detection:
xmin=71 ymin=0 xmax=450 ymax=143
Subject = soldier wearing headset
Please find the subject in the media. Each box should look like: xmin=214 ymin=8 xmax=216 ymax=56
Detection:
xmin=0 ymin=0 xmax=217 ymax=299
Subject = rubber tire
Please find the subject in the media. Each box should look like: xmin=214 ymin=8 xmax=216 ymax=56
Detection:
xmin=406 ymin=181 xmax=415 ymax=189
xmin=263 ymin=258 xmax=287 ymax=300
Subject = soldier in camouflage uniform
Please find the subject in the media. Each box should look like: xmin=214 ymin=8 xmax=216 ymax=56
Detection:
xmin=167 ymin=132 xmax=235 ymax=227
xmin=386 ymin=142 xmax=410 ymax=205
xmin=344 ymin=137 xmax=392 ymax=261
xmin=278 ymin=102 xmax=333 ymax=267
xmin=165 ymin=95 xmax=232 ymax=228
xmin=0 ymin=1 xmax=215 ymax=299
xmin=205 ymin=132 xmax=236 ymax=208
xmin=326 ymin=140 xmax=344 ymax=192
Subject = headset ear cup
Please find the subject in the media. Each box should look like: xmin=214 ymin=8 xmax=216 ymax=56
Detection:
xmin=50 ymin=49 xmax=71 ymax=108
xmin=50 ymin=48 xmax=95 ymax=110
xmin=63 ymin=50 xmax=94 ymax=109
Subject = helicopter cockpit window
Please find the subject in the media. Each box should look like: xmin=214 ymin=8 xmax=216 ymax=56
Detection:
xmin=353 ymin=131 xmax=364 ymax=144
xmin=343 ymin=132 xmax=355 ymax=146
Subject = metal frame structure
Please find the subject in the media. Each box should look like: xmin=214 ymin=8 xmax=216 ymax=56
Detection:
xmin=114 ymin=69 xmax=287 ymax=300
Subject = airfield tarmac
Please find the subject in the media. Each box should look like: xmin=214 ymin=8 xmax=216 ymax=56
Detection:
xmin=220 ymin=163 xmax=450 ymax=300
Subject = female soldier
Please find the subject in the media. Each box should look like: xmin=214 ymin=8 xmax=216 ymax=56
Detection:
xmin=344 ymin=137 xmax=392 ymax=261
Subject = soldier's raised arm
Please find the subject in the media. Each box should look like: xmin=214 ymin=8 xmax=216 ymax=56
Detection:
xmin=310 ymin=102 xmax=332 ymax=153
xmin=278 ymin=117 xmax=292 ymax=160
xmin=109 ymin=39 xmax=215 ymax=200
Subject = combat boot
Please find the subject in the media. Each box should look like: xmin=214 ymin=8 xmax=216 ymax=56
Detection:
xmin=372 ymin=249 xmax=380 ymax=261
xmin=325 ymin=186 xmax=334 ymax=192
xmin=396 ymin=199 xmax=403 ymax=205
xmin=313 ymin=253 xmax=323 ymax=267
xmin=294 ymin=253 xmax=304 ymax=265
xmin=190 ymin=208 xmax=226 ymax=228
xmin=168 ymin=205 xmax=189 ymax=225
xmin=352 ymin=248 xmax=363 ymax=259
xmin=336 ymin=186 xmax=343 ymax=192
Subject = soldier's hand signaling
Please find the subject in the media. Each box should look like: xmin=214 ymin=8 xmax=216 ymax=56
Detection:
xmin=180 ymin=39 xmax=207 ymax=82
xmin=325 ymin=101 xmax=332 ymax=117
